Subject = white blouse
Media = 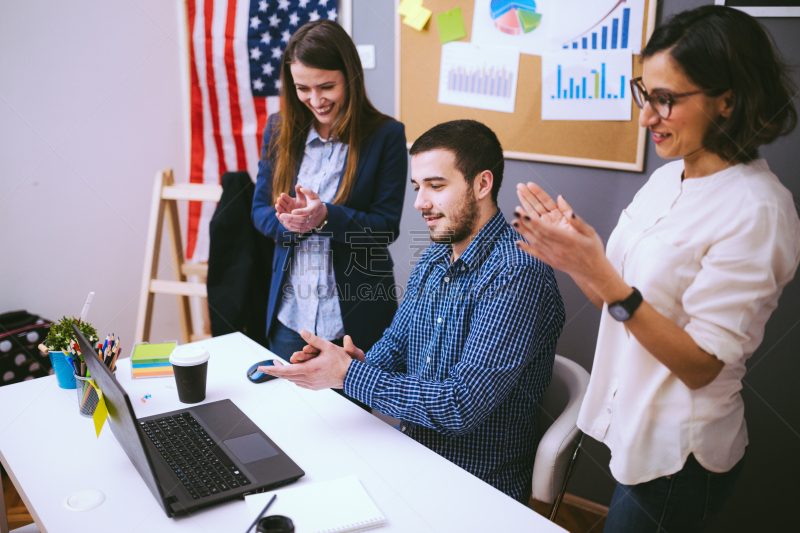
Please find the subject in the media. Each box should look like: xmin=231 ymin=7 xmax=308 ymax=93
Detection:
xmin=577 ymin=159 xmax=800 ymax=485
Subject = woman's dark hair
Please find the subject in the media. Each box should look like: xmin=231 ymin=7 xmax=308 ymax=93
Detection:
xmin=642 ymin=5 xmax=796 ymax=163
xmin=269 ymin=20 xmax=389 ymax=204
xmin=409 ymin=120 xmax=504 ymax=204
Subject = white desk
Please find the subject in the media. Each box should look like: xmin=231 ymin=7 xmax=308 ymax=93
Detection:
xmin=0 ymin=333 xmax=565 ymax=533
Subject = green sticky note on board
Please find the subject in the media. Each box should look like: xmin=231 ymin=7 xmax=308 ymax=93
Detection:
xmin=437 ymin=8 xmax=466 ymax=44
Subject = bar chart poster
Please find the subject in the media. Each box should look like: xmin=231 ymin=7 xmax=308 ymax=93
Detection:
xmin=541 ymin=50 xmax=632 ymax=120
xmin=551 ymin=0 xmax=646 ymax=54
xmin=438 ymin=42 xmax=521 ymax=113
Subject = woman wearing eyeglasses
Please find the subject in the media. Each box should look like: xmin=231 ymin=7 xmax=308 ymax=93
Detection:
xmin=512 ymin=6 xmax=799 ymax=532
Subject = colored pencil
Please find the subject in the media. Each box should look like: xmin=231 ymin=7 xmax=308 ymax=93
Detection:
xmin=108 ymin=338 xmax=120 ymax=371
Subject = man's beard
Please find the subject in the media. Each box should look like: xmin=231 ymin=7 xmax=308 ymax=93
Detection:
xmin=428 ymin=190 xmax=479 ymax=245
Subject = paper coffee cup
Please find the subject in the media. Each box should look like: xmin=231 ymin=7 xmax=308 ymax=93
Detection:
xmin=169 ymin=345 xmax=210 ymax=404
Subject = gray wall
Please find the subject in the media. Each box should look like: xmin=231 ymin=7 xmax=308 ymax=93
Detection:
xmin=355 ymin=1 xmax=800 ymax=530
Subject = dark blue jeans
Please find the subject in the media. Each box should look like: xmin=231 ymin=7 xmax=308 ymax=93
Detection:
xmin=267 ymin=319 xmax=320 ymax=361
xmin=604 ymin=452 xmax=746 ymax=533
xmin=267 ymin=320 xmax=370 ymax=412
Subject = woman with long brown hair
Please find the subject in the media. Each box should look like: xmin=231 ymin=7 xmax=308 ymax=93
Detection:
xmin=252 ymin=20 xmax=407 ymax=390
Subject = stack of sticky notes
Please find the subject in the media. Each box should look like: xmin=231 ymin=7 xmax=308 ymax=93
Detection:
xmin=398 ymin=0 xmax=432 ymax=31
xmin=131 ymin=341 xmax=177 ymax=379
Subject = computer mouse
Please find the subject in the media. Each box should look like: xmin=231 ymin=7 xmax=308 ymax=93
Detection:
xmin=247 ymin=360 xmax=279 ymax=383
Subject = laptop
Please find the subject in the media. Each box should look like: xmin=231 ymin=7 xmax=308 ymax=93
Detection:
xmin=73 ymin=326 xmax=304 ymax=517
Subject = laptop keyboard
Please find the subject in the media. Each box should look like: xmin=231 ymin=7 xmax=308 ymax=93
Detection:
xmin=140 ymin=412 xmax=251 ymax=500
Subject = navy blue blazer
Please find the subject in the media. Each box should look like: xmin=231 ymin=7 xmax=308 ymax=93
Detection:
xmin=252 ymin=117 xmax=408 ymax=351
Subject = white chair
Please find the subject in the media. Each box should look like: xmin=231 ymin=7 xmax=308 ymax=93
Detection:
xmin=531 ymin=354 xmax=591 ymax=520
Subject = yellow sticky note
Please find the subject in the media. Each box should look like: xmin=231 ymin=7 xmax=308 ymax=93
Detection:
xmin=397 ymin=0 xmax=422 ymax=17
xmin=403 ymin=7 xmax=432 ymax=31
xmin=92 ymin=385 xmax=109 ymax=438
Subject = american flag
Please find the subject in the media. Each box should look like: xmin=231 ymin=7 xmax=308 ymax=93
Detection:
xmin=185 ymin=0 xmax=340 ymax=261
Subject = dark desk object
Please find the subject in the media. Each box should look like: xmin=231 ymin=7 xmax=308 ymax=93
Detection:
xmin=257 ymin=515 xmax=294 ymax=533
xmin=207 ymin=171 xmax=274 ymax=348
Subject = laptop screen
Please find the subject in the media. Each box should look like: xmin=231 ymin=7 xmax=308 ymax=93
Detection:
xmin=73 ymin=326 xmax=167 ymax=514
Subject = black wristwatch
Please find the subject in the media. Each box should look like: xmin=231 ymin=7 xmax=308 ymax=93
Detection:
xmin=608 ymin=287 xmax=643 ymax=322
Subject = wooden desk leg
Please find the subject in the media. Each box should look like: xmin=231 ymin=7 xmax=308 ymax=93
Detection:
xmin=0 ymin=456 xmax=42 ymax=533
xmin=0 ymin=471 xmax=9 ymax=533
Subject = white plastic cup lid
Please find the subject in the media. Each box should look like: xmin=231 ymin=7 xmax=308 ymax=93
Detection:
xmin=169 ymin=345 xmax=210 ymax=367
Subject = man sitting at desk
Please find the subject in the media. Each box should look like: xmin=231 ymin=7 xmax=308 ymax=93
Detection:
xmin=260 ymin=120 xmax=565 ymax=501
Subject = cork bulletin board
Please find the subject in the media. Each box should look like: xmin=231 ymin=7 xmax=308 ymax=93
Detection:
xmin=394 ymin=0 xmax=658 ymax=171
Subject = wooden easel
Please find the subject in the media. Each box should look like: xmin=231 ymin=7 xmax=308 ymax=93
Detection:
xmin=134 ymin=169 xmax=222 ymax=345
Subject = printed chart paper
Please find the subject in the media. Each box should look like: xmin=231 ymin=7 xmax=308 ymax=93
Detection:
xmin=470 ymin=0 xmax=554 ymax=56
xmin=551 ymin=0 xmax=646 ymax=54
xmin=470 ymin=0 xmax=645 ymax=55
xmin=438 ymin=42 xmax=520 ymax=113
xmin=541 ymin=50 xmax=632 ymax=120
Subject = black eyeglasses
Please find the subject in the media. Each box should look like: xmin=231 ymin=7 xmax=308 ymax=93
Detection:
xmin=629 ymin=77 xmax=719 ymax=120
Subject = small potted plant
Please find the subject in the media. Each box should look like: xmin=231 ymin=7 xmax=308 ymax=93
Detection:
xmin=43 ymin=317 xmax=98 ymax=389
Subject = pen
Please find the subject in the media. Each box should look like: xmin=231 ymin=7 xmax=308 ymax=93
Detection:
xmin=244 ymin=494 xmax=276 ymax=533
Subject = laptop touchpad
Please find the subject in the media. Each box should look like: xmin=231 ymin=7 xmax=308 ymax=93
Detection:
xmin=223 ymin=434 xmax=279 ymax=463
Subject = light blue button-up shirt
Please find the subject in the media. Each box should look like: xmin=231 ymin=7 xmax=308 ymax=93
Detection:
xmin=277 ymin=127 xmax=348 ymax=341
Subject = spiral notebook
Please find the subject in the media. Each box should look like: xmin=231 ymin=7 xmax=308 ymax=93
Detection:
xmin=244 ymin=475 xmax=386 ymax=533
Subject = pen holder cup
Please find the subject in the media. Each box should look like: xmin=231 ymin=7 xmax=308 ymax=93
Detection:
xmin=49 ymin=351 xmax=77 ymax=389
xmin=74 ymin=372 xmax=113 ymax=418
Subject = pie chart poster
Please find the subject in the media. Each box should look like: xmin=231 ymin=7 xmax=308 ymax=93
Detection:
xmin=472 ymin=0 xmax=555 ymax=55
xmin=471 ymin=0 xmax=646 ymax=55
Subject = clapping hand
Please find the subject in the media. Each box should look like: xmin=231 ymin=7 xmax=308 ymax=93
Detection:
xmin=289 ymin=335 xmax=365 ymax=364
xmin=257 ymin=331 xmax=360 ymax=390
xmin=512 ymin=182 xmax=606 ymax=282
xmin=275 ymin=184 xmax=327 ymax=233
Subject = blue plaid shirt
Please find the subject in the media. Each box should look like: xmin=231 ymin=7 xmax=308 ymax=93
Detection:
xmin=344 ymin=210 xmax=565 ymax=500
